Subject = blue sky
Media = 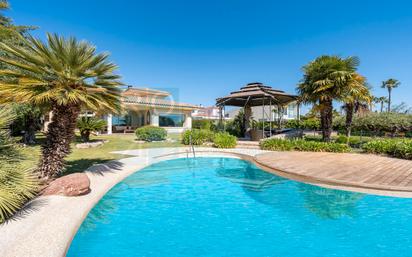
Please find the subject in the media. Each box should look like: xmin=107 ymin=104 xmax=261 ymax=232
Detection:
xmin=7 ymin=0 xmax=412 ymax=110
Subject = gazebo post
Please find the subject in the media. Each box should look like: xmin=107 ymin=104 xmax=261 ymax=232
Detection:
xmin=269 ymin=98 xmax=272 ymax=137
xmin=262 ymin=98 xmax=265 ymax=139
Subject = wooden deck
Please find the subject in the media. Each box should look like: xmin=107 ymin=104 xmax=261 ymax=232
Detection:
xmin=254 ymin=152 xmax=412 ymax=192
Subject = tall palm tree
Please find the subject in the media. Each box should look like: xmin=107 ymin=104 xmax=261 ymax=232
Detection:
xmin=381 ymin=78 xmax=400 ymax=112
xmin=298 ymin=55 xmax=360 ymax=141
xmin=342 ymin=74 xmax=371 ymax=137
xmin=0 ymin=33 xmax=122 ymax=179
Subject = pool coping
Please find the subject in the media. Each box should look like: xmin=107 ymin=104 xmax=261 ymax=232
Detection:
xmin=2 ymin=147 xmax=412 ymax=257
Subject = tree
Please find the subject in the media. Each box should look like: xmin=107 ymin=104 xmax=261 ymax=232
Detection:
xmin=341 ymin=74 xmax=371 ymax=137
xmin=297 ymin=55 xmax=360 ymax=141
xmin=373 ymin=96 xmax=388 ymax=113
xmin=381 ymin=78 xmax=400 ymax=112
xmin=77 ymin=116 xmax=106 ymax=142
xmin=0 ymin=33 xmax=122 ymax=179
xmin=9 ymin=103 xmax=42 ymax=144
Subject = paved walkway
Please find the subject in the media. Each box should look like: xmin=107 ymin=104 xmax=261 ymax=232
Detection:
xmin=255 ymin=151 xmax=412 ymax=192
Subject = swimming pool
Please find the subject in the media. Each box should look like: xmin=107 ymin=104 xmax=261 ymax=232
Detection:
xmin=67 ymin=157 xmax=412 ymax=257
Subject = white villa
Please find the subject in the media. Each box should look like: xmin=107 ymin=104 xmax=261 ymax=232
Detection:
xmin=106 ymin=87 xmax=198 ymax=134
xmin=43 ymin=86 xmax=199 ymax=134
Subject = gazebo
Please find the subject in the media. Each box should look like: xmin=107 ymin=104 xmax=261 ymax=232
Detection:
xmin=216 ymin=82 xmax=299 ymax=140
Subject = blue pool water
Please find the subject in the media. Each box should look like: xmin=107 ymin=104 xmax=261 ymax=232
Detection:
xmin=67 ymin=157 xmax=412 ymax=257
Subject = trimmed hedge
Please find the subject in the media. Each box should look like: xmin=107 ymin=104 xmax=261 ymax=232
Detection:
xmin=182 ymin=129 xmax=214 ymax=145
xmin=333 ymin=112 xmax=412 ymax=136
xmin=213 ymin=132 xmax=237 ymax=148
xmin=260 ymin=138 xmax=351 ymax=153
xmin=135 ymin=126 xmax=167 ymax=141
xmin=192 ymin=119 xmax=217 ymax=131
xmin=362 ymin=139 xmax=412 ymax=160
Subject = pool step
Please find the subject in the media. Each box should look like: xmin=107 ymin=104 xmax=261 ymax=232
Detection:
xmin=236 ymin=141 xmax=260 ymax=149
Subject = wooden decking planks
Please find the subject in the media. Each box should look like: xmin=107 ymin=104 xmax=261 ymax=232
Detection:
xmin=254 ymin=151 xmax=412 ymax=192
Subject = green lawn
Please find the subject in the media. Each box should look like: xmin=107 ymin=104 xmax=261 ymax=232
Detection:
xmin=3 ymin=133 xmax=183 ymax=176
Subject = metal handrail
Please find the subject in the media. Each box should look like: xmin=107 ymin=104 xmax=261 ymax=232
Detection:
xmin=189 ymin=131 xmax=196 ymax=158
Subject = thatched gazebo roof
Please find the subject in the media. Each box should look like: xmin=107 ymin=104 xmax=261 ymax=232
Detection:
xmin=216 ymin=82 xmax=298 ymax=107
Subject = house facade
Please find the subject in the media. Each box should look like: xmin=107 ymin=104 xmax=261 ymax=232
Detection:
xmin=105 ymin=87 xmax=198 ymax=134
xmin=43 ymin=86 xmax=198 ymax=134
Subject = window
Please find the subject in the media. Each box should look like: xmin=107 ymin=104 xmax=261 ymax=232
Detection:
xmin=112 ymin=115 xmax=131 ymax=126
xmin=159 ymin=113 xmax=185 ymax=127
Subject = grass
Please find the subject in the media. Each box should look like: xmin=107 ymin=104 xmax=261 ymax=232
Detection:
xmin=2 ymin=132 xmax=184 ymax=177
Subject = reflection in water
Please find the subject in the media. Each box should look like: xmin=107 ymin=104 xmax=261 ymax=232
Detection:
xmin=214 ymin=158 xmax=364 ymax=220
xmin=215 ymin=158 xmax=286 ymax=192
xmin=80 ymin=192 xmax=120 ymax=233
xmin=298 ymin=183 xmax=364 ymax=219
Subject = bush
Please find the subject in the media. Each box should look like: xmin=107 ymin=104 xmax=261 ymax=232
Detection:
xmin=285 ymin=118 xmax=320 ymax=130
xmin=192 ymin=120 xmax=217 ymax=131
xmin=77 ymin=117 xmax=107 ymax=142
xmin=0 ymin=107 xmax=39 ymax=223
xmin=362 ymin=139 xmax=412 ymax=160
xmin=213 ymin=132 xmax=237 ymax=148
xmin=135 ymin=126 xmax=167 ymax=141
xmin=182 ymin=129 xmax=215 ymax=145
xmin=260 ymin=138 xmax=350 ymax=153
xmin=334 ymin=112 xmax=412 ymax=136
xmin=0 ymin=167 xmax=39 ymax=223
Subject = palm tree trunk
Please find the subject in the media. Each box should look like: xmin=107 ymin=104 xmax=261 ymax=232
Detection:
xmin=320 ymin=99 xmax=333 ymax=142
xmin=22 ymin=112 xmax=37 ymax=145
xmin=345 ymin=103 xmax=354 ymax=138
xmin=388 ymin=88 xmax=392 ymax=112
xmin=37 ymin=103 xmax=80 ymax=179
xmin=380 ymin=101 xmax=384 ymax=113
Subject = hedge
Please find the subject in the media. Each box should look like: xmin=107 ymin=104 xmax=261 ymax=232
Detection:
xmin=213 ymin=132 xmax=237 ymax=148
xmin=182 ymin=129 xmax=215 ymax=145
xmin=362 ymin=139 xmax=412 ymax=160
xmin=135 ymin=126 xmax=167 ymax=141
xmin=260 ymin=138 xmax=351 ymax=153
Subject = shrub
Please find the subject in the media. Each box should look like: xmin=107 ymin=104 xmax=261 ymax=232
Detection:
xmin=362 ymin=139 xmax=412 ymax=160
xmin=285 ymin=118 xmax=320 ymax=130
xmin=182 ymin=129 xmax=215 ymax=145
xmin=334 ymin=112 xmax=412 ymax=136
xmin=135 ymin=126 xmax=167 ymax=141
xmin=192 ymin=120 xmax=216 ymax=131
xmin=213 ymin=132 xmax=237 ymax=148
xmin=0 ymin=167 xmax=39 ymax=223
xmin=260 ymin=138 xmax=350 ymax=153
xmin=77 ymin=117 xmax=107 ymax=142
xmin=0 ymin=107 xmax=39 ymax=223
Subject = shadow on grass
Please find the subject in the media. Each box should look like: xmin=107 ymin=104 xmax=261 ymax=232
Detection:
xmin=64 ymin=158 xmax=124 ymax=176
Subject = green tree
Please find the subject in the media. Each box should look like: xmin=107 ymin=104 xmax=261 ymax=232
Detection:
xmin=298 ymin=55 xmax=360 ymax=141
xmin=381 ymin=78 xmax=400 ymax=112
xmin=373 ymin=96 xmax=388 ymax=113
xmin=342 ymin=74 xmax=371 ymax=137
xmin=77 ymin=116 xmax=106 ymax=142
xmin=0 ymin=34 xmax=122 ymax=179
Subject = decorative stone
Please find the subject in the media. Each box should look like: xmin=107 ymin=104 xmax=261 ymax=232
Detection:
xmin=42 ymin=173 xmax=91 ymax=196
xmin=134 ymin=140 xmax=146 ymax=144
xmin=75 ymin=140 xmax=107 ymax=149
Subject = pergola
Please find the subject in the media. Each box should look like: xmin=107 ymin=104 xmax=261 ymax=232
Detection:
xmin=216 ymin=82 xmax=299 ymax=139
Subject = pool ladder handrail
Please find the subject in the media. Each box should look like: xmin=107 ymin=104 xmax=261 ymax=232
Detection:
xmin=187 ymin=131 xmax=196 ymax=158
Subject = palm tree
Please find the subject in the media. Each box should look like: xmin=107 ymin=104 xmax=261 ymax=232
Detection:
xmin=0 ymin=33 xmax=122 ymax=179
xmin=381 ymin=78 xmax=400 ymax=112
xmin=373 ymin=96 xmax=388 ymax=113
xmin=298 ymin=55 xmax=360 ymax=141
xmin=342 ymin=74 xmax=371 ymax=137
xmin=77 ymin=116 xmax=107 ymax=142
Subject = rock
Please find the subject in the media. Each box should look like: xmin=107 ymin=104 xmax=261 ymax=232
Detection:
xmin=42 ymin=173 xmax=91 ymax=196
xmin=134 ymin=140 xmax=146 ymax=144
xmin=75 ymin=140 xmax=107 ymax=149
